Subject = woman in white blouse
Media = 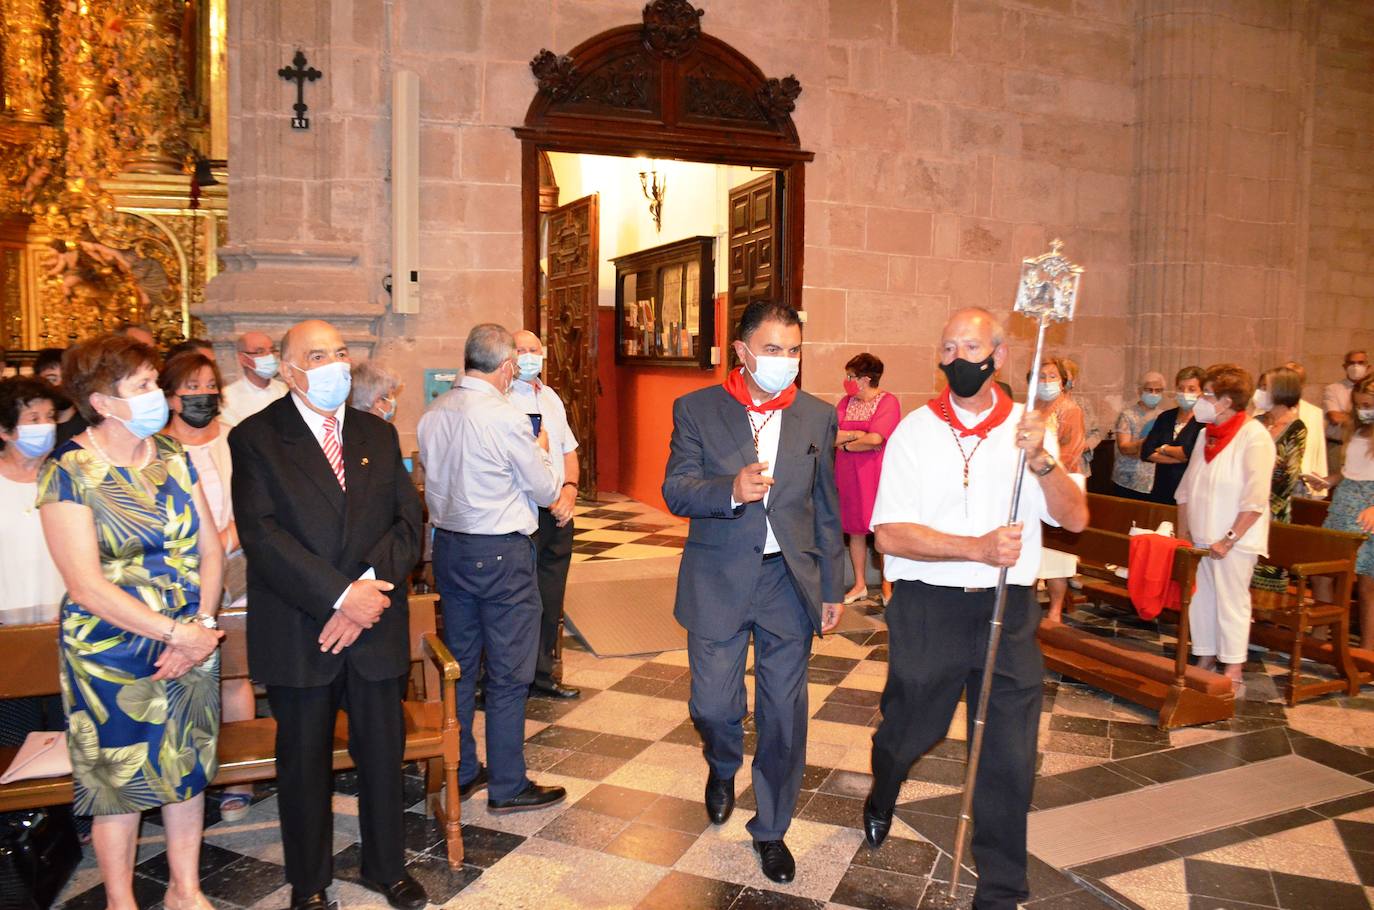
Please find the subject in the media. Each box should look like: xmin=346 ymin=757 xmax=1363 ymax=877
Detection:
xmin=1175 ymin=364 xmax=1276 ymax=691
xmin=0 ymin=376 xmax=65 ymax=624
xmin=159 ymin=351 xmax=256 ymax=821
xmin=1307 ymin=375 xmax=1374 ymax=647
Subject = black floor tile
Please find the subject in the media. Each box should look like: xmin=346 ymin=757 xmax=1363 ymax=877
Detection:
xmin=546 ymin=749 xmax=629 ymax=780
xmin=1289 ymin=735 xmax=1374 ymax=776
xmin=1031 ymin=777 xmax=1092 ymax=811
xmin=1050 ymin=764 xmax=1143 ymax=799
xmin=820 ymin=769 xmax=874 ymax=799
xmin=1184 ymin=897 xmax=1277 ymax=910
xmin=662 ymin=718 xmax=705 ymax=747
xmin=800 ymin=764 xmax=832 ymax=792
xmin=1337 ymin=818 xmax=1374 ymax=854
xmin=829 ymin=863 xmax=928 ymax=910
xmin=401 ymin=810 xmax=448 ymax=854
xmin=1313 ymin=790 xmax=1374 ymax=818
xmin=581 ymin=732 xmax=654 ymax=759
xmin=850 ymin=835 xmax=939 ymax=877
xmin=524 ymin=696 xmax=584 ymax=722
xmin=1024 ymin=891 xmax=1116 ymax=909
xmin=1345 ymin=846 xmax=1374 ymax=887
xmin=813 ymin=701 xmax=879 ymax=726
xmin=1203 ymin=727 xmax=1292 ymax=762
xmin=611 ymin=675 xmax=673 ymax=697
xmin=403 ymin=851 xmax=483 ymax=904
xmin=1069 ymin=843 xmax=1179 ymax=880
xmin=1162 ymin=824 xmax=1257 ymax=859
xmin=1184 ymin=857 xmax=1277 ymax=906
xmin=199 ymin=854 xmax=288 ymax=906
xmin=636 ymin=870 xmax=742 ymax=909
xmin=810 ymin=654 xmax=861 ymax=672
xmin=797 ymin=792 xmax=863 ymax=828
xmin=907 ymin=754 xmax=966 ymax=787
xmin=1240 ymin=807 xmax=1324 ymax=838
xmin=827 ymin=686 xmax=883 ymax=708
xmin=134 ymin=841 xmax=243 ymax=883
xmin=1110 ymin=738 xmax=1170 ymax=759
xmin=62 ymin=875 xmax=167 ymax=910
xmin=806 ymin=667 xmax=850 ymax=686
xmin=1049 ymin=715 xmax=1110 ymax=737
xmin=1026 ymin=855 xmax=1082 ymax=900
xmin=1271 ymin=870 xmax=1370 ymax=909
xmin=730 ymin=886 xmax=826 ymax=909
xmin=455 ymin=824 xmax=524 ymax=868
xmin=632 ymin=662 xmax=689 ymax=682
xmin=1110 ymin=749 xmax=1202 ymax=784
xmin=527 ymin=724 xmax=601 ymax=750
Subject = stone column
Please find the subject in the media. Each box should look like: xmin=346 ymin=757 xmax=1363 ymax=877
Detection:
xmin=1131 ymin=0 xmax=1315 ymax=379
xmin=201 ymin=0 xmax=384 ymax=358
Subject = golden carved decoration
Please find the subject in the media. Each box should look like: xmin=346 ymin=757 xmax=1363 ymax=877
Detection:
xmin=0 ymin=0 xmax=223 ymax=351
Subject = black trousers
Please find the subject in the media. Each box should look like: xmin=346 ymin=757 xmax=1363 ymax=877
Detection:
xmin=534 ymin=506 xmax=575 ymax=685
xmin=688 ymin=555 xmax=813 ymax=841
xmin=870 ymin=581 xmax=1042 ymax=910
xmin=266 ymin=665 xmax=407 ymax=897
xmin=1112 ymin=482 xmax=1151 ymax=502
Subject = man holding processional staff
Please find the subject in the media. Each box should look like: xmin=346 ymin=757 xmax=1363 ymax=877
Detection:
xmin=863 ymin=304 xmax=1089 ymax=910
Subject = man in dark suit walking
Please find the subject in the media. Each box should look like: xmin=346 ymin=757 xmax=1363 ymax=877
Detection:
xmin=230 ymin=320 xmax=426 ymax=910
xmin=662 ymin=301 xmax=845 ymax=884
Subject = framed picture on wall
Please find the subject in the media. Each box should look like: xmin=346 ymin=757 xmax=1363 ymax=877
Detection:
xmin=611 ymin=235 xmax=715 ymax=368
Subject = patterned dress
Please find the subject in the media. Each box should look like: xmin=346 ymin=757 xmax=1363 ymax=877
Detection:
xmin=37 ymin=435 xmax=219 ymax=815
xmin=1325 ymin=435 xmax=1374 ymax=578
xmin=835 ymin=391 xmax=901 ymax=535
xmin=1252 ymin=418 xmax=1306 ymax=593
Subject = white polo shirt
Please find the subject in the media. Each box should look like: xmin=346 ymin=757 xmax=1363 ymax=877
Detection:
xmin=871 ymin=397 xmax=1060 ymax=588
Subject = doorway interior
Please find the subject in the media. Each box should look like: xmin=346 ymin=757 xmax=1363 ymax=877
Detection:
xmin=515 ymin=0 xmax=811 ymax=504
xmin=538 ymin=153 xmax=782 ymax=509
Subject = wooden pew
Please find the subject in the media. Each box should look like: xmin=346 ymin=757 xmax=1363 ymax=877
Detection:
xmin=0 ymin=594 xmax=465 ymax=868
xmin=1040 ymin=525 xmax=1232 ymax=728
xmin=1291 ymin=496 xmax=1330 ymax=528
xmin=1055 ymin=493 xmax=1368 ymax=707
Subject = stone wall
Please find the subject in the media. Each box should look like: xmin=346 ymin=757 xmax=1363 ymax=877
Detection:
xmin=1303 ymin=0 xmax=1374 ymax=394
xmin=205 ymin=0 xmax=1374 ymax=461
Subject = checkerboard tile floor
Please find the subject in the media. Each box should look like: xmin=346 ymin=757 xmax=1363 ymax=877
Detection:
xmin=570 ymin=492 xmax=686 ymax=563
xmin=53 ymin=518 xmax=1374 ymax=909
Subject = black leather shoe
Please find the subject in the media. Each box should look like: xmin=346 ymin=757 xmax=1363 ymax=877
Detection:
xmin=458 ymin=764 xmax=488 ymax=798
xmin=863 ymin=796 xmax=893 ymax=848
xmin=705 ymin=774 xmax=735 ymax=825
xmin=359 ymin=875 xmax=428 ymax=910
xmin=530 ymin=679 xmax=581 ymax=699
xmin=289 ymin=890 xmax=330 ymax=910
xmin=753 ymin=839 xmax=796 ymax=884
xmin=487 ymin=782 xmax=567 ymax=814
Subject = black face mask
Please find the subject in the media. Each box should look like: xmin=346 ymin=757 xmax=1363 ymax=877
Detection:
xmin=178 ymin=393 xmax=220 ymax=429
xmin=939 ymin=353 xmax=996 ymax=399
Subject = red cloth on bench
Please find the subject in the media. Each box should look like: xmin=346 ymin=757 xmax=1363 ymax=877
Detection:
xmin=1127 ymin=533 xmax=1189 ymax=620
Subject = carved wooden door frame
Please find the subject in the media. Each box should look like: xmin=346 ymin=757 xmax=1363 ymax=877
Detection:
xmin=514 ymin=0 xmax=812 ymax=495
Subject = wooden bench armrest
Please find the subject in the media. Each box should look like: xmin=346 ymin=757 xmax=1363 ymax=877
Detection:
xmin=1288 ymin=559 xmax=1354 ymax=578
xmin=421 ymin=631 xmax=461 ymax=682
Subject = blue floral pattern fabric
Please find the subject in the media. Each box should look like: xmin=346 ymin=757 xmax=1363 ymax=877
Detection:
xmin=37 ymin=435 xmax=219 ymax=815
xmin=1325 ymin=478 xmax=1374 ymax=578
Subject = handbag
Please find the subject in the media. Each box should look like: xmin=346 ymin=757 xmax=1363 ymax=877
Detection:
xmin=0 ymin=805 xmax=82 ymax=909
xmin=0 ymin=733 xmax=70 ymax=785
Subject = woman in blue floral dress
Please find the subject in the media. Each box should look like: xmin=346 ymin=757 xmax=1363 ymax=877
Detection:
xmin=38 ymin=336 xmax=224 ymax=910
xmin=1311 ymin=375 xmax=1374 ymax=649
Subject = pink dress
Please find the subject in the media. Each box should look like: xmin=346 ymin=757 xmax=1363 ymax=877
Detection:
xmin=836 ymin=391 xmax=902 ymax=535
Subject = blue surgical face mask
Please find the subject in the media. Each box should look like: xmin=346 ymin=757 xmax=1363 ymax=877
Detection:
xmin=1141 ymin=392 xmax=1163 ymax=409
xmin=250 ymin=354 xmax=278 ymax=380
xmin=291 ymin=360 xmax=352 ymax=412
xmin=1037 ymin=381 xmax=1062 ymax=402
xmin=516 ymin=353 xmax=544 ymax=382
xmin=111 ymin=389 xmax=170 ymax=439
xmin=378 ymin=397 xmax=396 ymax=422
xmin=742 ymin=347 xmax=799 ymax=395
xmin=1178 ymin=392 xmax=1199 ymax=411
xmin=14 ymin=422 xmax=56 ymax=458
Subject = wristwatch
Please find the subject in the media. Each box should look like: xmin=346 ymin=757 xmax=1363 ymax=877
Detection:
xmin=192 ymin=613 xmax=219 ymax=630
xmin=1032 ymin=452 xmax=1058 ymax=477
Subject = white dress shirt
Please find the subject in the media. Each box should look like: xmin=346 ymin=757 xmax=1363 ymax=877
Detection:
xmin=1175 ymin=417 xmax=1276 ymax=555
xmin=507 ymin=378 xmax=580 ymax=489
xmin=221 ymin=375 xmax=288 ymax=427
xmin=871 ymin=395 xmax=1059 ymax=587
xmin=727 ymin=389 xmax=784 ymax=554
xmin=1296 ymin=398 xmax=1328 ymax=495
xmin=417 ymin=376 xmax=559 ymax=536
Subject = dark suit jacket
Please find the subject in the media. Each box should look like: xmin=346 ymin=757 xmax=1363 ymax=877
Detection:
xmin=229 ymin=396 xmax=423 ymax=688
xmin=663 ymin=385 xmax=844 ymax=635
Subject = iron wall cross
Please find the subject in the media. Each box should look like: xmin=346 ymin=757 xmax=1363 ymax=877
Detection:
xmin=279 ymin=50 xmax=322 ymax=129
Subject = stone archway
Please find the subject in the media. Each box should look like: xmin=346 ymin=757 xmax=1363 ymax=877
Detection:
xmin=514 ymin=0 xmax=812 ymax=496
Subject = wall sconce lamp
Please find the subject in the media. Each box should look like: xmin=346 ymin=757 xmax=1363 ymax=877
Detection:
xmin=639 ymin=167 xmax=666 ymax=233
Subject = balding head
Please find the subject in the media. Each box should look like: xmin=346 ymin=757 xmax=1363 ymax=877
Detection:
xmin=513 ymin=330 xmax=543 ymax=356
xmin=1141 ymin=371 xmax=1166 ymax=389
xmin=278 ymin=320 xmax=350 ymax=415
xmin=237 ymin=331 xmax=273 ymax=354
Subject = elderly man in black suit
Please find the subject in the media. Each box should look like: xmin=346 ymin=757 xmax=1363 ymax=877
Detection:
xmin=230 ymin=320 xmax=425 ymax=910
xmin=662 ymin=300 xmax=845 ymax=885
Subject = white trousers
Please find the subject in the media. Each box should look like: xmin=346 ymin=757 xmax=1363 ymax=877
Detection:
xmin=1189 ymin=550 xmax=1260 ymax=664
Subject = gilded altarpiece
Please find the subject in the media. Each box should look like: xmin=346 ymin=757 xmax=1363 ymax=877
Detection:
xmin=0 ymin=0 xmax=228 ymax=354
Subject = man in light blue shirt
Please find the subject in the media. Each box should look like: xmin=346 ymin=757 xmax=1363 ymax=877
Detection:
xmin=417 ymin=324 xmax=564 ymax=813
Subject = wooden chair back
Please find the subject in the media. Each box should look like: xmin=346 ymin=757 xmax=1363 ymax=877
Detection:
xmin=0 ymin=623 xmax=60 ymax=699
xmin=1290 ymin=497 xmax=1330 ymax=528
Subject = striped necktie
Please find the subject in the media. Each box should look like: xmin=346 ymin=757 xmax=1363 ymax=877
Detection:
xmin=322 ymin=414 xmax=346 ymax=490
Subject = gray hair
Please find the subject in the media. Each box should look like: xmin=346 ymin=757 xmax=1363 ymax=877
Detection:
xmin=350 ymin=360 xmax=402 ymax=411
xmin=464 ymin=323 xmax=515 ymax=374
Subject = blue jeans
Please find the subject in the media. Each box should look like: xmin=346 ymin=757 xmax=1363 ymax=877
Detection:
xmin=433 ymin=529 xmax=541 ymax=802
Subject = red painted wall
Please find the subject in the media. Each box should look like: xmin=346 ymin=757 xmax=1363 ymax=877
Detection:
xmin=594 ymin=297 xmax=727 ymax=511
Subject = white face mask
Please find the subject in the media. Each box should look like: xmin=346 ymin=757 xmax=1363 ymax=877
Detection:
xmin=1036 ymin=381 xmax=1062 ymax=402
xmin=1193 ymin=396 xmax=1219 ymax=424
xmin=740 ymin=346 xmax=799 ymax=395
xmin=1349 ymin=363 xmax=1370 ymax=382
xmin=1251 ymin=389 xmax=1273 ymax=413
xmin=1358 ymin=407 xmax=1374 ymax=424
